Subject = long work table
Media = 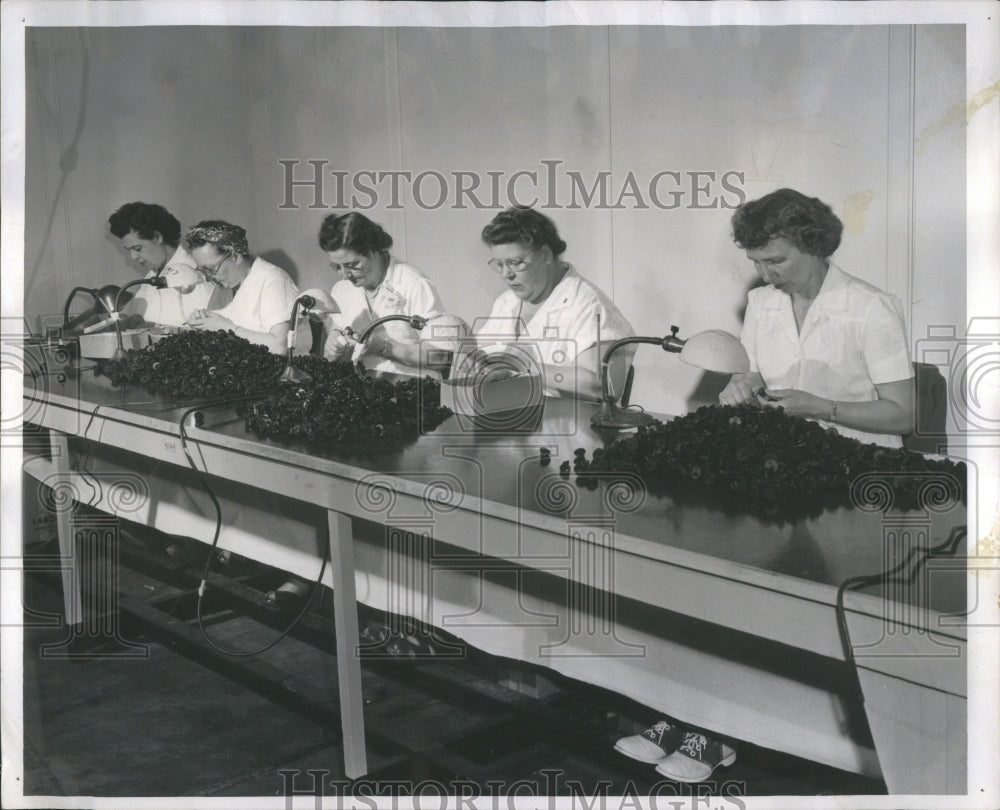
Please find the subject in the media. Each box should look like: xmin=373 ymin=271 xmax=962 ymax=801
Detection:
xmin=21 ymin=355 xmax=968 ymax=793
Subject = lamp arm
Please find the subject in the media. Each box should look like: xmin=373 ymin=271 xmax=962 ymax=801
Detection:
xmin=63 ymin=287 xmax=98 ymax=325
xmin=357 ymin=313 xmax=427 ymax=344
xmin=599 ymin=330 xmax=687 ymax=406
xmin=113 ymin=278 xmax=159 ymax=353
xmin=286 ymin=298 xmax=306 ymax=350
xmin=599 ymin=335 xmax=676 ymax=366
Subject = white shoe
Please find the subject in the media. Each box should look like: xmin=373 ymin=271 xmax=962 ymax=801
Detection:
xmin=654 ymin=732 xmax=736 ymax=782
xmin=614 ymin=719 xmax=685 ymax=764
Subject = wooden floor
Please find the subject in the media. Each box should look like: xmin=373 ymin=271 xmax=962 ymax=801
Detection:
xmin=18 ymin=519 xmax=887 ymax=801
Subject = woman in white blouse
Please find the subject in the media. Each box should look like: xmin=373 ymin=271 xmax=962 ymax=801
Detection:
xmin=185 ymin=220 xmax=299 ymax=355
xmin=319 ymin=212 xmax=454 ymax=376
xmin=719 ymin=188 xmax=914 ymax=447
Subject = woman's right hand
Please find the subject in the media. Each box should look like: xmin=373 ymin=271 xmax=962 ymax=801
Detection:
xmin=719 ymin=372 xmax=764 ymax=406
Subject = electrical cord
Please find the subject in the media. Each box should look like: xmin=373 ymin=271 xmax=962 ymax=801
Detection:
xmin=835 ymin=524 xmax=966 ymax=704
xmin=176 ymin=394 xmax=333 ymax=657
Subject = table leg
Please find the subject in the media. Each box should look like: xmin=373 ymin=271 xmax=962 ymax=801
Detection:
xmin=49 ymin=429 xmax=82 ymax=627
xmin=328 ymin=509 xmax=367 ymax=777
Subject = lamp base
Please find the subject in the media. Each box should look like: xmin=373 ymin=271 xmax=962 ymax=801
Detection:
xmin=590 ymin=401 xmax=656 ymax=430
xmin=279 ymin=364 xmax=311 ymax=384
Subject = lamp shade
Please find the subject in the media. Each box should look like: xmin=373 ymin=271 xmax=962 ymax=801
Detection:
xmin=160 ymin=265 xmax=202 ymax=292
xmin=95 ymin=284 xmax=125 ymax=314
xmin=679 ymin=329 xmax=750 ymax=374
xmin=298 ymin=288 xmax=339 ymax=315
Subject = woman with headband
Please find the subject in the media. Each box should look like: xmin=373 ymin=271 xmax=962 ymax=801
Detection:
xmin=185 ymin=220 xmax=300 ymax=354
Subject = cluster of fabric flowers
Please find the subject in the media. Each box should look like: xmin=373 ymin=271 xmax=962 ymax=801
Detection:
xmin=561 ymin=404 xmax=966 ymax=522
xmin=95 ymin=331 xmax=452 ymax=449
xmin=95 ymin=330 xmax=285 ymax=399
xmin=238 ymin=362 xmax=451 ymax=452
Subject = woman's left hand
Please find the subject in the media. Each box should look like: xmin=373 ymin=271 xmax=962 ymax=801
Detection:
xmin=187 ymin=310 xmax=234 ymax=332
xmin=762 ymin=388 xmax=830 ymax=419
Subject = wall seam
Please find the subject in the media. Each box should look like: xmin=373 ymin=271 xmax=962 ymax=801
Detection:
xmin=886 ymin=25 xmax=916 ymax=347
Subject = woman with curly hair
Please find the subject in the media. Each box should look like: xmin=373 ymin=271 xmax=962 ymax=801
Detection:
xmin=719 ymin=188 xmax=914 ymax=447
xmin=476 ymin=206 xmax=634 ymax=400
xmin=108 ymin=202 xmax=231 ymax=326
xmin=319 ymin=211 xmax=458 ymax=376
xmin=617 ymin=189 xmax=916 ymax=784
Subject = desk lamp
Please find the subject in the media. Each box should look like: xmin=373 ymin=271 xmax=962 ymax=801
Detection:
xmin=591 ymin=326 xmax=750 ymax=429
xmin=62 ymin=284 xmax=125 ymax=333
xmin=109 ymin=267 xmax=204 ymax=360
xmin=279 ymin=288 xmax=340 ymax=384
xmin=350 ymin=313 xmax=468 ymax=370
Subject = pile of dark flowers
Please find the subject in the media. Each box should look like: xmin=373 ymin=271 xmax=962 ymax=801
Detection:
xmin=559 ymin=404 xmax=966 ymax=521
xmin=95 ymin=331 xmax=452 ymax=449
xmin=95 ymin=330 xmax=285 ymax=398
xmin=238 ymin=355 xmax=452 ymax=451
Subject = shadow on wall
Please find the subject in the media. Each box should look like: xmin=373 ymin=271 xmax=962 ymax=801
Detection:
xmin=260 ymin=249 xmax=300 ymax=287
xmin=685 ymin=275 xmax=762 ymax=409
xmin=904 ymin=362 xmax=949 ymax=455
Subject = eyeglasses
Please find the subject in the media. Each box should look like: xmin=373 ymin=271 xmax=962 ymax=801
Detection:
xmin=196 ymin=254 xmax=228 ymax=279
xmin=329 ymin=260 xmax=365 ymax=275
xmin=488 ymin=251 xmax=536 ymax=274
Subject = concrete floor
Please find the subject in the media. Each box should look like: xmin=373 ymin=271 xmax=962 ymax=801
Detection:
xmin=16 ymin=528 xmax=887 ymax=802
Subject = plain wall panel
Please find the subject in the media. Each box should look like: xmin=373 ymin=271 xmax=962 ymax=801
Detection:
xmin=608 ymin=26 xmax=894 ymax=414
xmin=911 ymin=26 xmax=967 ymax=439
xmin=24 ymin=28 xmax=258 ymax=327
xmin=395 ymin=26 xmax=615 ymax=331
xmin=246 ymin=27 xmax=395 ymax=289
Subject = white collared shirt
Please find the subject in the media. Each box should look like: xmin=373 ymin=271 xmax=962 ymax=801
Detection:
xmin=741 ymin=263 xmax=913 ymax=447
xmin=213 ymin=256 xmax=299 ymax=333
xmin=126 ymin=245 xmax=227 ymax=326
xmin=475 ymin=264 xmax=635 ymax=396
xmin=324 ymin=257 xmax=446 ymax=376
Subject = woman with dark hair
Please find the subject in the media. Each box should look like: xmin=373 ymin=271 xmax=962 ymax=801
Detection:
xmin=719 ymin=188 xmax=914 ymax=446
xmin=477 ymin=207 xmax=634 ymax=399
xmin=319 ymin=211 xmax=457 ymax=375
xmin=185 ymin=220 xmax=299 ymax=354
xmin=108 ymin=202 xmax=230 ymax=325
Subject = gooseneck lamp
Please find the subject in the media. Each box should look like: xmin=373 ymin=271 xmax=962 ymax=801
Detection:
xmin=591 ymin=325 xmax=750 ymax=430
xmin=109 ymin=277 xmax=170 ymax=360
xmin=62 ymin=284 xmax=125 ymax=333
xmin=350 ymin=314 xmax=429 ymax=370
xmin=279 ymin=288 xmax=340 ymax=384
xmin=350 ymin=313 xmax=469 ymax=372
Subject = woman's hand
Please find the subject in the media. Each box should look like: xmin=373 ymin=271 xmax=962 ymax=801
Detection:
xmin=719 ymin=372 xmax=764 ymax=406
xmin=761 ymin=388 xmax=829 ymax=419
xmin=186 ymin=310 xmax=234 ymax=332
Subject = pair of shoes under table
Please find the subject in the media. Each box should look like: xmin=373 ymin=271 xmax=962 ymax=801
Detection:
xmin=615 ymin=718 xmax=736 ymax=782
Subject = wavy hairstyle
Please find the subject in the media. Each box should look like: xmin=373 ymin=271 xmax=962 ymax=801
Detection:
xmin=108 ymin=202 xmax=182 ymax=246
xmin=731 ymin=188 xmax=843 ymax=258
xmin=318 ymin=212 xmax=393 ymax=255
xmin=481 ymin=207 xmax=567 ymax=257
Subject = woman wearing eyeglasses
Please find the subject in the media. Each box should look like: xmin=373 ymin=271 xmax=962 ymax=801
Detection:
xmin=184 ymin=220 xmax=299 ymax=354
xmin=319 ymin=212 xmax=455 ymax=376
xmin=477 ymin=207 xmax=635 ymax=400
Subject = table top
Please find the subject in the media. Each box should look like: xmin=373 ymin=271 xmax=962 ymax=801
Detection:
xmin=23 ymin=356 xmax=968 ymax=622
